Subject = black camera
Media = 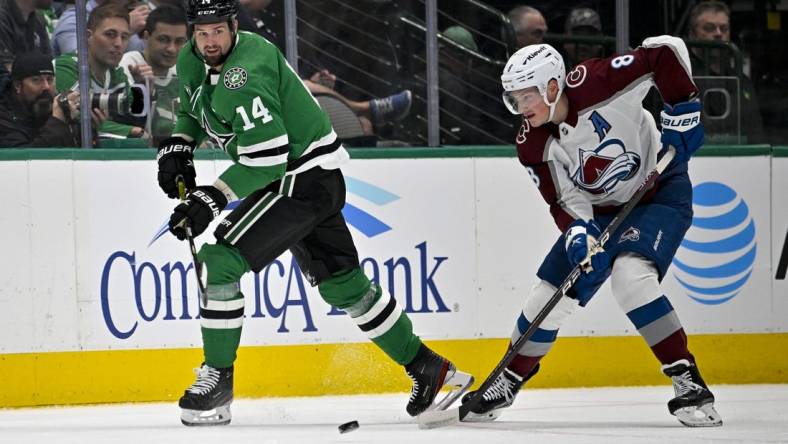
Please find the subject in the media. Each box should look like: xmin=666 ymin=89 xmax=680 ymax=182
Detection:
xmin=89 ymin=84 xmax=149 ymax=119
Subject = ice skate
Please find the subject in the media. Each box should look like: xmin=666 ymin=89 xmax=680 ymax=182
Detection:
xmin=460 ymin=364 xmax=540 ymax=422
xmin=179 ymin=364 xmax=234 ymax=426
xmin=404 ymin=344 xmax=474 ymax=416
xmin=662 ymin=359 xmax=722 ymax=427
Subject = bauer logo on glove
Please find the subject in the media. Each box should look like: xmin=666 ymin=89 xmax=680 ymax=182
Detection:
xmin=168 ymin=186 xmax=228 ymax=240
xmin=156 ymin=143 xmax=193 ymax=161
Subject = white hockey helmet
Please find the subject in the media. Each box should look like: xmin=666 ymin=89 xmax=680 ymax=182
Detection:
xmin=501 ymin=44 xmax=566 ymax=120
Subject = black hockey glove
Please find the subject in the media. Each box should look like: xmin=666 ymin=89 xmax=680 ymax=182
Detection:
xmin=157 ymin=136 xmax=196 ymax=199
xmin=169 ymin=186 xmax=228 ymax=240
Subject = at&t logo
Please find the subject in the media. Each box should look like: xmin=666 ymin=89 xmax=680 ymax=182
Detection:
xmin=672 ymin=182 xmax=756 ymax=305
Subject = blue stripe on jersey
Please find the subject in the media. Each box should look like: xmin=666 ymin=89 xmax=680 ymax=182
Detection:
xmin=626 ymin=295 xmax=674 ymax=329
xmin=516 ymin=313 xmax=558 ymax=343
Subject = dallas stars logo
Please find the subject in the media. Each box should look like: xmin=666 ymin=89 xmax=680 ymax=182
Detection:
xmin=224 ymin=67 xmax=247 ymax=90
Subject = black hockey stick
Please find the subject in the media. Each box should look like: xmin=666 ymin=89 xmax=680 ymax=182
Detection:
xmin=418 ymin=146 xmax=676 ymax=429
xmin=176 ymin=176 xmax=207 ymax=307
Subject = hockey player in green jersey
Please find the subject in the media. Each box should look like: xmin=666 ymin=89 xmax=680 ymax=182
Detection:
xmin=156 ymin=0 xmax=473 ymax=426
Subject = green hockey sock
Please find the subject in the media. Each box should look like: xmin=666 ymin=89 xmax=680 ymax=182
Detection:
xmin=319 ymin=269 xmax=421 ymax=365
xmin=197 ymin=242 xmax=250 ymax=369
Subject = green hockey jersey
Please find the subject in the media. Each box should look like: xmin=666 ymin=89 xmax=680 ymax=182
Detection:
xmin=54 ymin=53 xmax=138 ymax=139
xmin=173 ymin=31 xmax=347 ymax=201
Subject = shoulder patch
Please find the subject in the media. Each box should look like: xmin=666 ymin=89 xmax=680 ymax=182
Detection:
xmin=223 ymin=67 xmax=248 ymax=90
xmin=566 ymin=65 xmax=587 ymax=88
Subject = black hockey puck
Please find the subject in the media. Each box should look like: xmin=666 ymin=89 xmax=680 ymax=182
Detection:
xmin=338 ymin=420 xmax=359 ymax=434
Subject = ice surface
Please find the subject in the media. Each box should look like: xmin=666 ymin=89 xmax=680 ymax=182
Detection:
xmin=1 ymin=385 xmax=786 ymax=444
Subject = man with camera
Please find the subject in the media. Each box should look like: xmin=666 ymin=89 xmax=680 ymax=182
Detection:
xmin=55 ymin=3 xmax=147 ymax=140
xmin=0 ymin=52 xmax=106 ymax=147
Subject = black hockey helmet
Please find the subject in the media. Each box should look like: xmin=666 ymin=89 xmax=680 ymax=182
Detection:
xmin=186 ymin=0 xmax=239 ymax=25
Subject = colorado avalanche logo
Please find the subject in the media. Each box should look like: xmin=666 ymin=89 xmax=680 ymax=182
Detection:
xmin=571 ymin=139 xmax=641 ymax=194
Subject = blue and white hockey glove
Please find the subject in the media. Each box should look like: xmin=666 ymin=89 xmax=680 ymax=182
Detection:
xmin=565 ymin=219 xmax=609 ymax=271
xmin=660 ymin=100 xmax=704 ymax=162
xmin=169 ymin=186 xmax=227 ymax=240
xmin=565 ymin=219 xmax=611 ymax=306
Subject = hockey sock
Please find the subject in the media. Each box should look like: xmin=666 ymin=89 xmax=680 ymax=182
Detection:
xmin=610 ymin=254 xmax=694 ymax=366
xmin=505 ymin=280 xmax=577 ymax=378
xmin=650 ymin=328 xmax=695 ymax=365
xmin=506 ymin=312 xmax=557 ymax=377
xmin=197 ymin=242 xmax=251 ymax=369
xmin=625 ymin=295 xmax=693 ymax=365
xmin=319 ymin=268 xmax=421 ymax=365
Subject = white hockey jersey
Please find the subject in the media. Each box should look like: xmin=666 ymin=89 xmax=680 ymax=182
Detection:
xmin=517 ymin=36 xmax=698 ymax=232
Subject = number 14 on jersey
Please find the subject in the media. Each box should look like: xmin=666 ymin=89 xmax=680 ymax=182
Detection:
xmin=236 ymin=96 xmax=272 ymax=131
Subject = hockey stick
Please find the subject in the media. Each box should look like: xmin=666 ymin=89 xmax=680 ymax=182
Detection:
xmin=418 ymin=147 xmax=676 ymax=429
xmin=176 ymin=176 xmax=207 ymax=307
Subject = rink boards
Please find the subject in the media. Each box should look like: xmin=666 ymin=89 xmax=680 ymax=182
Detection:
xmin=0 ymin=147 xmax=787 ymax=407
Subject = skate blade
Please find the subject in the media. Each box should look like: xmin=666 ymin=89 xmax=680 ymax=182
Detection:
xmin=675 ymin=403 xmax=723 ymax=427
xmin=418 ymin=407 xmax=460 ymax=429
xmin=461 ymin=409 xmax=502 ymax=423
xmin=181 ymin=405 xmax=232 ymax=426
xmin=430 ymin=370 xmax=474 ymax=412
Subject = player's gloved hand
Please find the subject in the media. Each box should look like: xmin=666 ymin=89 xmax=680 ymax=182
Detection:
xmin=169 ymin=186 xmax=228 ymax=240
xmin=660 ymin=99 xmax=704 ymax=162
xmin=571 ymin=265 xmax=611 ymax=307
xmin=564 ymin=219 xmax=611 ymax=273
xmin=565 ymin=219 xmax=611 ymax=306
xmin=157 ymin=136 xmax=196 ymax=199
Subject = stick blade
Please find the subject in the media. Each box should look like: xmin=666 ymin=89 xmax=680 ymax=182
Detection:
xmin=417 ymin=407 xmax=461 ymax=430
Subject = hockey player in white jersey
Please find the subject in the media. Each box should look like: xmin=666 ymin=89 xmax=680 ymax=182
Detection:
xmin=460 ymin=37 xmax=722 ymax=427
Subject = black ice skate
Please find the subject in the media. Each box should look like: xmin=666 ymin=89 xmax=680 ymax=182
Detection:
xmin=179 ymin=363 xmax=234 ymax=426
xmin=460 ymin=364 xmax=540 ymax=422
xmin=662 ymin=359 xmax=722 ymax=427
xmin=404 ymin=344 xmax=474 ymax=416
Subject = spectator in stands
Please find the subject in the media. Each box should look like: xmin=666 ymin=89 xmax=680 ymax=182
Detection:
xmin=119 ymin=4 xmax=186 ymax=144
xmin=119 ymin=5 xmax=185 ymax=82
xmin=437 ymin=25 xmax=484 ymax=144
xmin=306 ymin=76 xmax=411 ymax=126
xmin=507 ymin=5 xmax=547 ymax=49
xmin=687 ymin=0 xmax=765 ymax=143
xmin=234 ymin=0 xmax=410 ymax=130
xmin=116 ymin=0 xmax=150 ymax=53
xmin=0 ymin=0 xmax=52 ymax=73
xmin=688 ymin=0 xmax=731 ymax=75
xmin=51 ymin=0 xmax=150 ymax=57
xmin=0 ymin=52 xmax=106 ymax=147
xmin=237 ymin=0 xmax=284 ymax=49
xmin=563 ymin=7 xmax=605 ymax=69
xmin=55 ymin=3 xmax=146 ymax=139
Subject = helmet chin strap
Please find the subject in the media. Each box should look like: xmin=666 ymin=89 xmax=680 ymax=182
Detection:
xmin=542 ymin=89 xmax=562 ymax=123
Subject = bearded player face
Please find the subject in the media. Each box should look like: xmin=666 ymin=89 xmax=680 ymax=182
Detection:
xmin=193 ymin=21 xmax=236 ymax=67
